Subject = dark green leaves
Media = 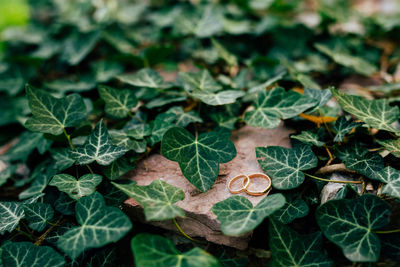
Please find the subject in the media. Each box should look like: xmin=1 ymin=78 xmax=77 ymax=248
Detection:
xmin=57 ymin=192 xmax=132 ymax=259
xmin=98 ymin=85 xmax=138 ymax=118
xmin=118 ymin=68 xmax=164 ymax=88
xmin=71 ymin=119 xmax=128 ymax=165
xmin=316 ymin=195 xmax=391 ymax=262
xmin=50 ymin=174 xmax=102 ymax=200
xmin=269 ymin=219 xmax=333 ymax=267
xmin=333 ymin=116 xmax=362 ymax=142
xmin=271 ymin=194 xmax=309 ymax=224
xmin=1 ymin=242 xmax=65 ymax=267
xmin=0 ymin=202 xmax=24 ymax=234
xmin=256 ymin=145 xmax=318 ymax=189
xmin=23 ymin=202 xmax=54 ymax=231
xmin=161 ymin=127 xmax=236 ymax=192
xmin=25 ymin=85 xmax=87 ymax=135
xmin=244 ymin=87 xmax=318 ymax=129
xmin=332 ymin=89 xmax=400 ymax=133
xmin=112 ymin=180 xmax=185 ymax=221
xmin=131 ymin=233 xmax=220 ymax=267
xmin=374 ymin=167 xmax=400 ymax=199
xmin=212 ymin=194 xmax=285 ymax=235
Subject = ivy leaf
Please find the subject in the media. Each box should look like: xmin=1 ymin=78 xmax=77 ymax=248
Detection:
xmin=211 ymin=194 xmax=285 ymax=236
xmin=51 ymin=148 xmax=75 ymax=171
xmin=131 ymin=233 xmax=220 ymax=267
xmin=125 ymin=124 xmax=152 ymax=139
xmin=244 ymin=87 xmax=318 ymax=129
xmin=291 ymin=131 xmax=324 ymax=147
xmin=23 ymin=202 xmax=54 ymax=232
xmin=1 ymin=242 xmax=65 ymax=267
xmin=61 ymin=31 xmax=101 ymax=66
xmin=304 ymin=87 xmax=332 ymax=109
xmin=271 ymin=194 xmax=309 ymax=224
xmin=101 ymin=157 xmax=133 ymax=180
xmin=374 ymin=167 xmax=400 ymax=199
xmin=54 ymin=193 xmax=75 ymax=216
xmin=19 ymin=163 xmax=57 ymax=200
xmin=57 ymin=192 xmax=132 ymax=259
xmin=165 ymin=106 xmax=203 ymax=127
xmin=98 ymin=85 xmax=138 ymax=119
xmin=336 ymin=142 xmax=384 ymax=179
xmin=192 ymin=90 xmax=244 ymax=106
xmin=112 ymin=180 xmax=185 ymax=221
xmin=25 ymin=85 xmax=87 ymax=135
xmin=316 ymin=194 xmax=391 ymax=262
xmin=256 ymin=145 xmax=318 ymax=190
xmin=71 ymin=119 xmax=128 ymax=166
xmin=109 ymin=129 xmax=147 ymax=153
xmin=161 ymin=127 xmax=236 ymax=192
xmin=0 ymin=202 xmax=24 ymax=234
xmin=333 ymin=116 xmax=363 ymax=142
xmin=377 ymin=139 xmax=400 ymax=158
xmin=118 ymin=68 xmax=164 ymax=88
xmin=331 ymin=88 xmax=400 ymax=133
xmin=269 ymin=219 xmax=333 ymax=267
xmin=50 ymin=174 xmax=103 ymax=200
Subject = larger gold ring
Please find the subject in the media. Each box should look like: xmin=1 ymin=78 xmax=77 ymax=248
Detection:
xmin=243 ymin=173 xmax=272 ymax=196
xmin=228 ymin=174 xmax=250 ymax=194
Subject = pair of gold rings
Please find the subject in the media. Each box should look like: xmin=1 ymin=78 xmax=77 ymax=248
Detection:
xmin=228 ymin=173 xmax=272 ymax=196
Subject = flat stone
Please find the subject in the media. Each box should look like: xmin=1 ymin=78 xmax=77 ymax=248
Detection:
xmin=123 ymin=124 xmax=293 ymax=249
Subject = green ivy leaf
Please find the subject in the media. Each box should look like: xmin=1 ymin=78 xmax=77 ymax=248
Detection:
xmin=165 ymin=106 xmax=203 ymax=127
xmin=331 ymin=88 xmax=400 ymax=133
xmin=57 ymin=192 xmax=132 ymax=259
xmin=101 ymin=157 xmax=133 ymax=180
xmin=316 ymin=194 xmax=391 ymax=262
xmin=377 ymin=139 xmax=400 ymax=158
xmin=131 ymin=233 xmax=221 ymax=267
xmin=71 ymin=119 xmax=128 ymax=166
xmin=23 ymin=202 xmax=54 ymax=231
xmin=25 ymin=85 xmax=87 ymax=135
xmin=98 ymin=85 xmax=138 ymax=119
xmin=211 ymin=38 xmax=238 ymax=66
xmin=271 ymin=194 xmax=309 ymax=224
xmin=269 ymin=219 xmax=333 ymax=267
xmin=304 ymin=87 xmax=332 ymax=109
xmin=112 ymin=179 xmax=185 ymax=221
xmin=244 ymin=87 xmax=318 ymax=129
xmin=1 ymin=242 xmax=65 ymax=267
xmin=61 ymin=31 xmax=101 ymax=66
xmin=109 ymin=129 xmax=147 ymax=153
xmin=125 ymin=124 xmax=152 ymax=139
xmin=333 ymin=116 xmax=362 ymax=142
xmin=374 ymin=167 xmax=400 ymax=199
xmin=118 ymin=68 xmax=164 ymax=88
xmin=336 ymin=142 xmax=384 ymax=179
xmin=0 ymin=202 xmax=24 ymax=234
xmin=211 ymin=194 xmax=285 ymax=236
xmin=256 ymin=145 xmax=318 ymax=190
xmin=291 ymin=131 xmax=324 ymax=147
xmin=50 ymin=174 xmax=102 ymax=200
xmin=161 ymin=127 xmax=236 ymax=192
xmin=51 ymin=148 xmax=75 ymax=171
xmin=1 ymin=131 xmax=48 ymax=162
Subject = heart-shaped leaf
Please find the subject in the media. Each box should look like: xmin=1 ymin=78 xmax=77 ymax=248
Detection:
xmin=165 ymin=106 xmax=203 ymax=127
xmin=333 ymin=116 xmax=363 ymax=142
xmin=0 ymin=202 xmax=24 ymax=234
xmin=71 ymin=119 xmax=128 ymax=166
xmin=50 ymin=174 xmax=102 ymax=200
xmin=161 ymin=127 xmax=236 ymax=192
xmin=112 ymin=180 xmax=185 ymax=221
xmin=316 ymin=194 xmax=391 ymax=262
xmin=25 ymin=85 xmax=87 ymax=135
xmin=23 ymin=202 xmax=54 ymax=231
xmin=377 ymin=138 xmax=400 ymax=158
xmin=211 ymin=194 xmax=285 ymax=236
xmin=1 ymin=242 xmax=65 ymax=267
xmin=271 ymin=194 xmax=309 ymax=224
xmin=244 ymin=87 xmax=318 ymax=129
xmin=57 ymin=192 xmax=132 ymax=259
xmin=291 ymin=131 xmax=324 ymax=147
xmin=304 ymin=87 xmax=332 ymax=109
xmin=331 ymin=88 xmax=400 ymax=133
xmin=269 ymin=219 xmax=333 ymax=267
xmin=118 ymin=68 xmax=164 ymax=88
xmin=51 ymin=148 xmax=75 ymax=171
xmin=336 ymin=142 xmax=384 ymax=179
xmin=131 ymin=233 xmax=220 ymax=267
xmin=98 ymin=85 xmax=138 ymax=119
xmin=374 ymin=167 xmax=400 ymax=199
xmin=256 ymin=145 xmax=318 ymax=190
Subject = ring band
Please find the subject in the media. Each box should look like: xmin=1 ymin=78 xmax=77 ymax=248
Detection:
xmin=242 ymin=173 xmax=272 ymax=196
xmin=228 ymin=174 xmax=250 ymax=194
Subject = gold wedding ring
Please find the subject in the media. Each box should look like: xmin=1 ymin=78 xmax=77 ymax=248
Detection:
xmin=228 ymin=174 xmax=250 ymax=194
xmin=243 ymin=173 xmax=272 ymax=196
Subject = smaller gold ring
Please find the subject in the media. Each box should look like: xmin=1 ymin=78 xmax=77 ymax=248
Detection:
xmin=228 ymin=174 xmax=250 ymax=194
xmin=243 ymin=173 xmax=272 ymax=196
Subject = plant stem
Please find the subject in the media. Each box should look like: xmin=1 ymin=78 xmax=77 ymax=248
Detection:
xmin=16 ymin=227 xmax=35 ymax=241
xmin=63 ymin=129 xmax=75 ymax=150
xmin=172 ymin=218 xmax=201 ymax=243
xmin=375 ymin=228 xmax=400 ymax=234
xmin=35 ymin=218 xmax=64 ymax=246
xmin=305 ymin=173 xmax=362 ymax=184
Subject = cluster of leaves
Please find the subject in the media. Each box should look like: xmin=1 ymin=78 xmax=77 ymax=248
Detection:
xmin=1 ymin=0 xmax=400 ymax=266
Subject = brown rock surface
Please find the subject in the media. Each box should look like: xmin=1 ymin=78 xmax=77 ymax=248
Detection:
xmin=123 ymin=124 xmax=293 ymax=249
